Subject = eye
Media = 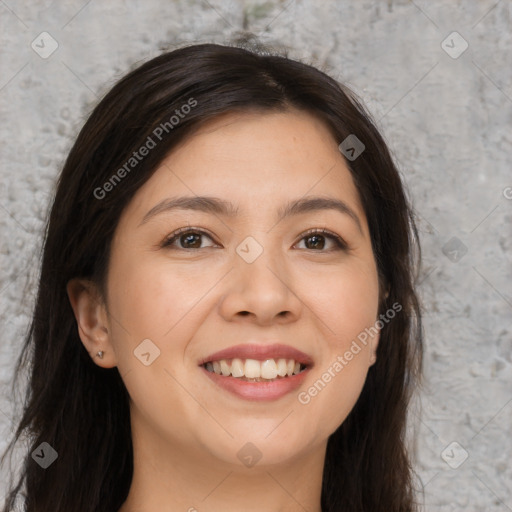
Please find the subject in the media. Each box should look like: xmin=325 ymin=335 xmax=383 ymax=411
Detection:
xmin=294 ymin=228 xmax=348 ymax=251
xmin=161 ymin=227 xmax=348 ymax=252
xmin=161 ymin=227 xmax=218 ymax=250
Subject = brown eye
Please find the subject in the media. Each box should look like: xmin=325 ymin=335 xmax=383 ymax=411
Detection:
xmin=178 ymin=232 xmax=203 ymax=249
xmin=295 ymin=229 xmax=347 ymax=251
xmin=162 ymin=228 xmax=217 ymax=250
xmin=304 ymin=234 xmax=326 ymax=250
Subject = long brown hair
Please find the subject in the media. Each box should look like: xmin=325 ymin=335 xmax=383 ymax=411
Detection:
xmin=1 ymin=42 xmax=423 ymax=512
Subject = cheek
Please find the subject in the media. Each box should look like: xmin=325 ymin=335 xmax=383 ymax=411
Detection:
xmin=108 ymin=254 xmax=209 ymax=337
xmin=302 ymin=260 xmax=380 ymax=345
xmin=104 ymin=253 xmax=187 ymax=367
xmin=301 ymin=353 xmax=372 ymax=441
xmin=297 ymin=326 xmax=377 ymax=442
xmin=104 ymin=257 xmax=219 ymax=442
xmin=294 ymin=262 xmax=379 ymax=435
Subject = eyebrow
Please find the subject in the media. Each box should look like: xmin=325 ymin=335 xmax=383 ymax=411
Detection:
xmin=139 ymin=195 xmax=363 ymax=234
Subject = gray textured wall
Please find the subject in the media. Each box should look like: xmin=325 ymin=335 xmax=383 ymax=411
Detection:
xmin=0 ymin=1 xmax=511 ymax=510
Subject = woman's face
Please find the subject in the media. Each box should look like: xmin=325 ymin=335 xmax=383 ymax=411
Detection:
xmin=99 ymin=109 xmax=380 ymax=468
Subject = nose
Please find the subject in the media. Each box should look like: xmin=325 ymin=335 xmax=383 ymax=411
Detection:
xmin=218 ymin=243 xmax=303 ymax=326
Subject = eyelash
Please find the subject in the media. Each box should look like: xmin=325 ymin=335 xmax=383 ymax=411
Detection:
xmin=160 ymin=226 xmax=348 ymax=252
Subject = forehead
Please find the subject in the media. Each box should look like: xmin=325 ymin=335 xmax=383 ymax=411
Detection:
xmin=122 ymin=109 xmax=366 ymax=226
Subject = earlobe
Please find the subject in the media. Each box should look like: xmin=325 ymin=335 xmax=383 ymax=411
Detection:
xmin=66 ymin=278 xmax=116 ymax=368
xmin=368 ymin=325 xmax=381 ymax=367
xmin=372 ymin=287 xmax=388 ymax=367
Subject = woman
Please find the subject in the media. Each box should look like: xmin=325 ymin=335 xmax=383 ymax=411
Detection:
xmin=1 ymin=42 xmax=423 ymax=511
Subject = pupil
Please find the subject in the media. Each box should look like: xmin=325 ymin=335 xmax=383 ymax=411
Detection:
xmin=182 ymin=233 xmax=201 ymax=248
xmin=306 ymin=235 xmax=324 ymax=250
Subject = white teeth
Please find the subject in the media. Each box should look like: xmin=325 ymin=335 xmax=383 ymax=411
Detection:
xmin=220 ymin=360 xmax=231 ymax=376
xmin=244 ymin=359 xmax=261 ymax=378
xmin=204 ymin=357 xmax=305 ymax=379
xmin=276 ymin=358 xmax=288 ymax=377
xmin=230 ymin=358 xmax=244 ymax=377
xmin=260 ymin=359 xmax=278 ymax=379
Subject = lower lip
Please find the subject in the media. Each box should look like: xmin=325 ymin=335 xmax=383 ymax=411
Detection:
xmin=199 ymin=366 xmax=311 ymax=401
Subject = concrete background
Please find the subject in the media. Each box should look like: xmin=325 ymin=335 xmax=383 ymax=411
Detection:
xmin=0 ymin=1 xmax=510 ymax=510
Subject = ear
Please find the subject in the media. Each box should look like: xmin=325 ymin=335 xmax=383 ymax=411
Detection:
xmin=368 ymin=334 xmax=379 ymax=367
xmin=66 ymin=278 xmax=117 ymax=368
xmin=368 ymin=276 xmax=391 ymax=366
xmin=369 ymin=288 xmax=389 ymax=367
xmin=381 ymin=281 xmax=390 ymax=302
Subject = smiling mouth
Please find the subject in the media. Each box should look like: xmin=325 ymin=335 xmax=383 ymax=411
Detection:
xmin=202 ymin=357 xmax=308 ymax=382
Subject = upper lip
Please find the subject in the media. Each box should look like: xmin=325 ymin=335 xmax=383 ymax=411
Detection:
xmin=198 ymin=343 xmax=314 ymax=367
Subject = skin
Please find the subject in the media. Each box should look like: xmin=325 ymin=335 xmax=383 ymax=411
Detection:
xmin=67 ymin=109 xmax=382 ymax=512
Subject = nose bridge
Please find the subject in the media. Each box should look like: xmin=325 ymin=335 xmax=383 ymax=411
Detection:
xmin=235 ymin=234 xmax=288 ymax=294
xmin=218 ymin=233 xmax=301 ymax=324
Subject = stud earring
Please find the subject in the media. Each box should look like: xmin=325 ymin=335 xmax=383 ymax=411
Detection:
xmin=97 ymin=350 xmax=104 ymax=359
